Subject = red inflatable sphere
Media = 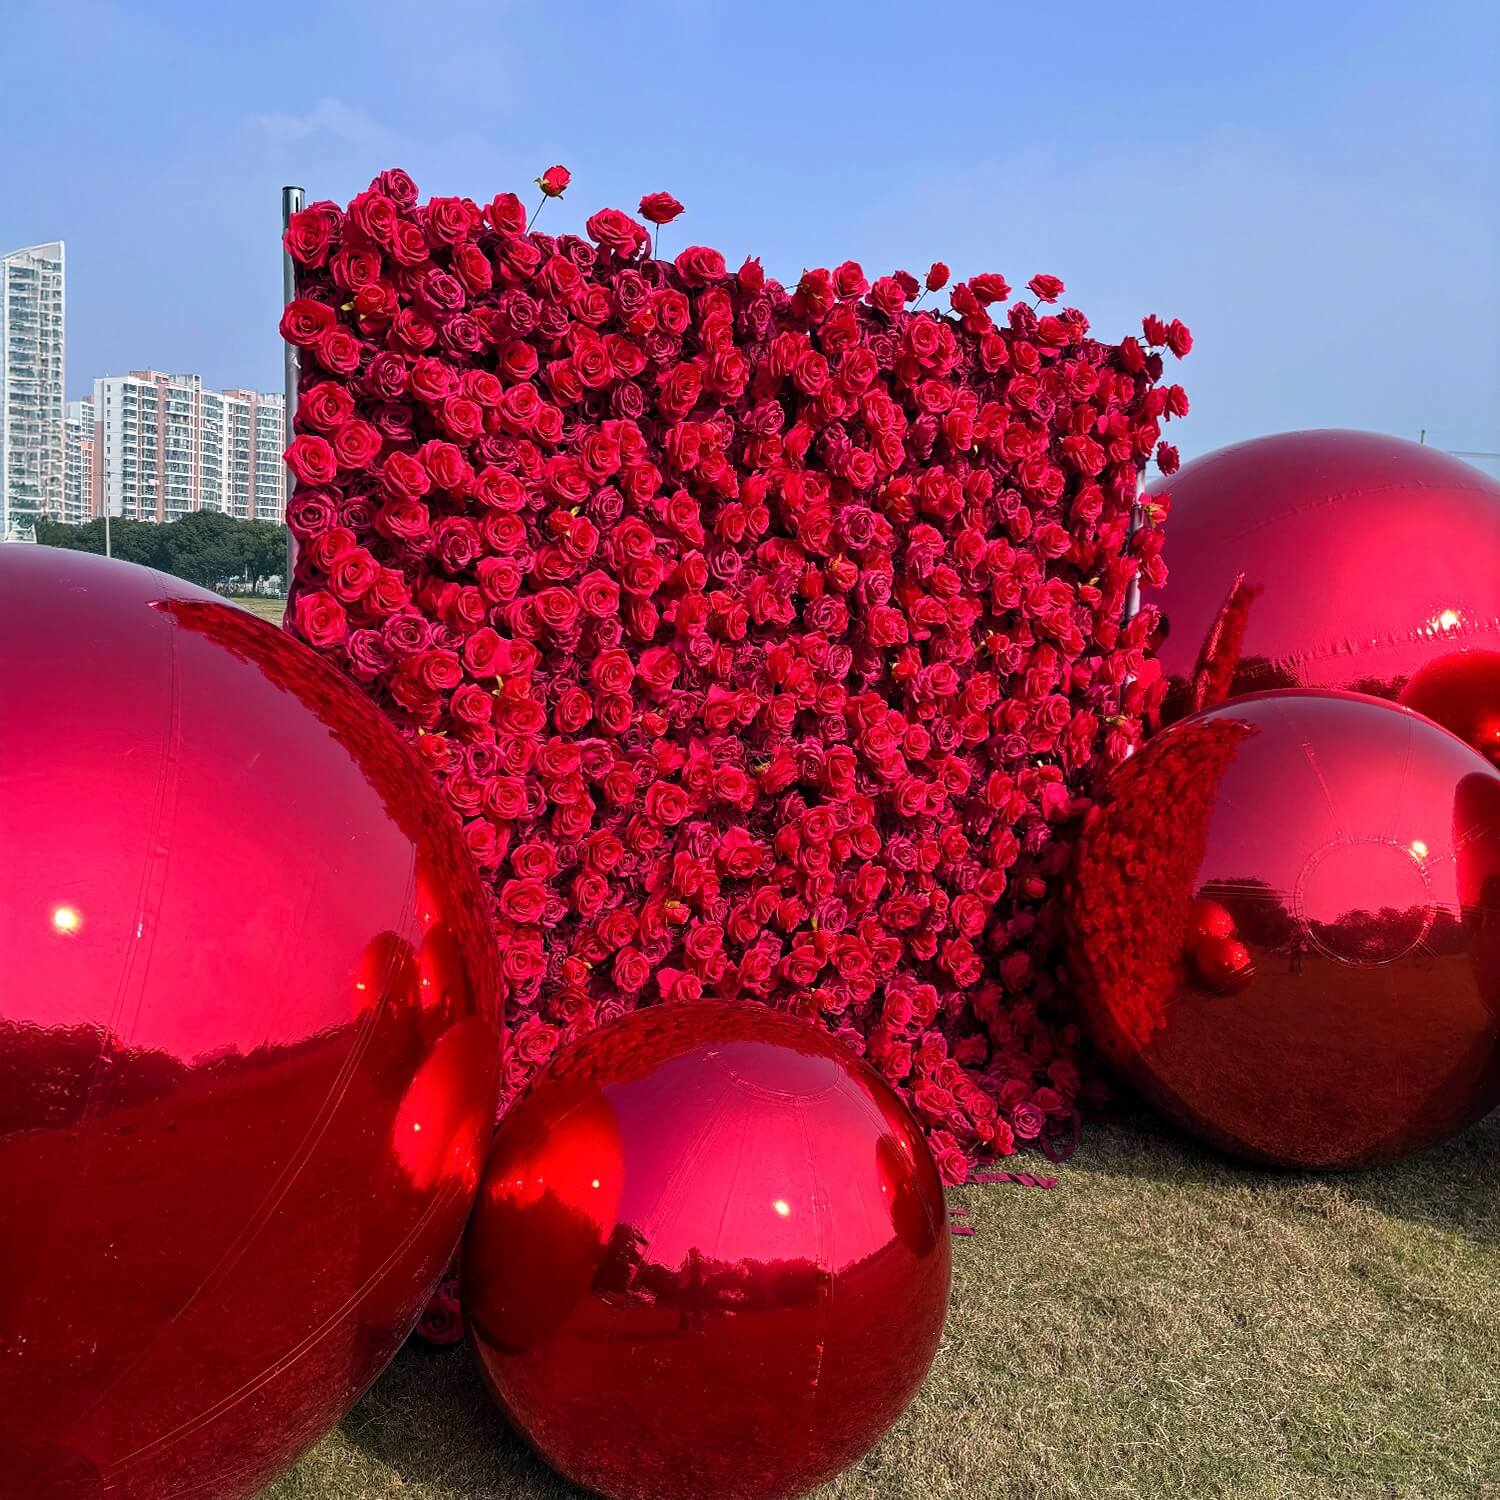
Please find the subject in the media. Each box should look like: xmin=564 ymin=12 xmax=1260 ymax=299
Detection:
xmin=1147 ymin=430 xmax=1500 ymax=754
xmin=1400 ymin=649 xmax=1500 ymax=768
xmin=463 ymin=1001 xmax=951 ymax=1500
xmin=0 ymin=548 xmax=501 ymax=1498
xmin=1065 ymin=689 xmax=1500 ymax=1168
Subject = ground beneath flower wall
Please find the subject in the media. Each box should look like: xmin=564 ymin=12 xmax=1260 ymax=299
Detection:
xmin=265 ymin=1110 xmax=1500 ymax=1500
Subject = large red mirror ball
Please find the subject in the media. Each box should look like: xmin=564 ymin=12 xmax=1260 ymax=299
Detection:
xmin=1064 ymin=689 xmax=1500 ymax=1168
xmin=463 ymin=1001 xmax=951 ymax=1500
xmin=0 ymin=548 xmax=501 ymax=1498
xmin=1146 ymin=430 xmax=1500 ymax=758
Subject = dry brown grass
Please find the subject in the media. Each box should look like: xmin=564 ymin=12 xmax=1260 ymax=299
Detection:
xmin=265 ymin=1110 xmax=1500 ymax=1499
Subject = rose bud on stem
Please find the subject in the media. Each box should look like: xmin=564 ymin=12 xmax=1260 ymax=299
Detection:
xmin=529 ymin=164 xmax=571 ymax=229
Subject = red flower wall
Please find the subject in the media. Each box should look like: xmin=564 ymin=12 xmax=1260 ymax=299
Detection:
xmin=281 ymin=167 xmax=1189 ymax=1183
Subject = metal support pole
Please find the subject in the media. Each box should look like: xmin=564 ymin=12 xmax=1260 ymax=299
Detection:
xmin=281 ymin=186 xmax=305 ymax=593
xmin=1122 ymin=476 xmax=1144 ymax=624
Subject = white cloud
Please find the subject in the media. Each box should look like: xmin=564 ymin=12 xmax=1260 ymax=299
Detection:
xmin=251 ymin=97 xmax=393 ymax=149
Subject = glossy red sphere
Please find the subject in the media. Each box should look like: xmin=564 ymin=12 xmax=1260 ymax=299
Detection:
xmin=1147 ymin=430 xmax=1500 ymax=755
xmin=463 ymin=1002 xmax=951 ymax=1500
xmin=1065 ymin=689 xmax=1500 ymax=1168
xmin=1400 ymin=650 xmax=1500 ymax=768
xmin=0 ymin=548 xmax=501 ymax=1498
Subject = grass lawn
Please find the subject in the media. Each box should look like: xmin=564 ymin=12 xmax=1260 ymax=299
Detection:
xmin=265 ymin=1108 xmax=1500 ymax=1500
xmin=234 ymin=596 xmax=289 ymax=624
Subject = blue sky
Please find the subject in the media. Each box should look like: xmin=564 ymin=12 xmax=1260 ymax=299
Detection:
xmin=4 ymin=0 xmax=1497 ymax=464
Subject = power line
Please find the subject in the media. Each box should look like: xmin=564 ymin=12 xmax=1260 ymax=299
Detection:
xmin=1417 ymin=429 xmax=1500 ymax=459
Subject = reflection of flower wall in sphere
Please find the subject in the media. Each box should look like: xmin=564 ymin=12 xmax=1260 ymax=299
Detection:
xmin=282 ymin=168 xmax=1190 ymax=1183
xmin=1067 ymin=718 xmax=1253 ymax=1050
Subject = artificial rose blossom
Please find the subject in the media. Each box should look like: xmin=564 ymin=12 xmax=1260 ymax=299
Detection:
xmin=284 ymin=167 xmax=1191 ymax=1195
xmin=639 ymin=191 xmax=685 ymax=225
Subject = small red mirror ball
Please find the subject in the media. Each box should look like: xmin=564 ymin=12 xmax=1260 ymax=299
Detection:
xmin=462 ymin=1001 xmax=952 ymax=1500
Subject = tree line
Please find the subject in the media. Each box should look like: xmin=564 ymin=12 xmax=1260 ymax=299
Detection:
xmin=34 ymin=511 xmax=289 ymax=594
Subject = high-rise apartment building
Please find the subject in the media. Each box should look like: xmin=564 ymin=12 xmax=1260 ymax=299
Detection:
xmin=1 ymin=241 xmax=66 ymax=538
xmin=63 ymin=397 xmax=98 ymax=524
xmin=92 ymin=371 xmax=285 ymax=524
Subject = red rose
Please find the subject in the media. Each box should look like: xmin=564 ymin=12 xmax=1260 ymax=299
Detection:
xmin=832 ymin=260 xmax=869 ymax=300
xmin=375 ymin=497 xmax=431 ymax=543
xmin=925 ymin=262 xmax=950 ymax=292
xmin=381 ymin=451 xmax=430 ymax=501
xmin=283 ymin=207 xmax=336 ymax=268
xmin=644 ymin=782 xmax=689 ymax=826
xmin=638 ymin=192 xmax=684 ymax=225
xmin=586 ymin=208 xmax=649 ymax=258
xmin=328 ymin=548 xmax=378 ymax=603
xmin=575 ymin=569 xmax=621 ymax=618
xmin=292 ymin=590 xmax=347 ymax=648
xmin=416 ymin=1292 xmax=463 ymax=1346
xmin=657 ymin=363 xmax=702 ymax=420
xmin=534 ymin=587 xmax=580 ymax=632
xmin=280 ymin=298 xmax=336 ymax=348
xmin=298 ymin=382 xmax=354 ymax=432
xmin=868 ymin=277 xmax=907 ymax=317
xmin=307 ymin=525 xmax=357 ymax=571
xmin=409 ymin=356 xmax=456 ymax=405
xmin=424 ymin=195 xmax=480 ymax=246
xmin=416 ymin=649 xmax=462 ymax=693
xmin=348 ymin=189 xmax=399 ymax=246
xmin=316 ymin=329 xmax=362 ymax=374
xmin=653 ymin=288 xmax=690 ymax=334
xmin=499 ymin=877 xmax=549 ymax=923
xmin=590 ymin=648 xmax=634 ymax=695
xmin=285 ymin=434 xmax=336 ymax=486
xmin=450 ymin=682 xmax=493 ymax=727
xmin=536 ymin=164 xmax=571 ymax=198
xmin=372 ymin=168 xmax=418 ymax=208
xmin=674 ymin=245 xmax=726 ymax=287
xmin=487 ymin=192 xmax=527 ymax=235
xmin=365 ymin=568 xmax=409 ymax=617
xmin=331 ymin=245 xmax=381 ymax=291
xmin=970 ymin=273 xmax=1011 ymax=306
xmin=1027 ymin=273 xmax=1065 ymax=302
xmin=332 ymin=419 xmax=382 ymax=471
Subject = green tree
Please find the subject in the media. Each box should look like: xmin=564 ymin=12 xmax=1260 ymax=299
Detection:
xmin=32 ymin=513 xmax=288 ymax=593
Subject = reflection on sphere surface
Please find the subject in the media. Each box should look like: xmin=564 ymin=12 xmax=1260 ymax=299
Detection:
xmin=464 ymin=1002 xmax=950 ymax=1500
xmin=1066 ymin=689 xmax=1500 ymax=1168
xmin=0 ymin=547 xmax=500 ymax=1498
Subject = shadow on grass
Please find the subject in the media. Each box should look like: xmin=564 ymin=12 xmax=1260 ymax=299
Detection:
xmin=1069 ymin=1098 xmax=1500 ymax=1248
xmin=339 ymin=1343 xmax=584 ymax=1499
